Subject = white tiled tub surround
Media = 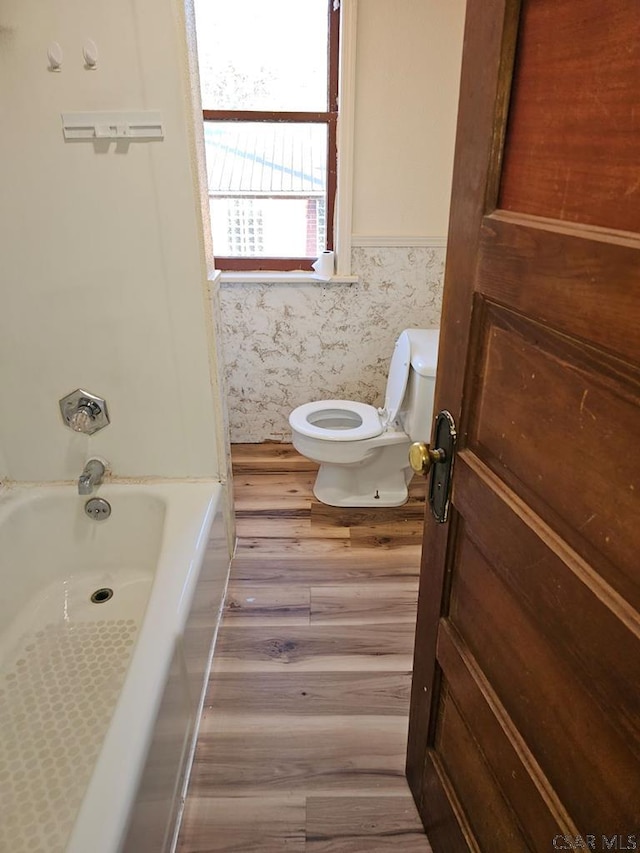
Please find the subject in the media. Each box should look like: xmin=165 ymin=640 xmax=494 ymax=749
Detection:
xmin=0 ymin=481 xmax=231 ymax=853
xmin=219 ymin=246 xmax=445 ymax=443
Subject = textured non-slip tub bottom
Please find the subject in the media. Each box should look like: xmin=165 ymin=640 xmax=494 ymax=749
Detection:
xmin=0 ymin=619 xmax=137 ymax=853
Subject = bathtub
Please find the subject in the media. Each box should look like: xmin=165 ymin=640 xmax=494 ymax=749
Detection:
xmin=0 ymin=481 xmax=231 ymax=853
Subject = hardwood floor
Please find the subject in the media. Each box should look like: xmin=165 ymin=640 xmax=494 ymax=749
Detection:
xmin=177 ymin=444 xmax=431 ymax=853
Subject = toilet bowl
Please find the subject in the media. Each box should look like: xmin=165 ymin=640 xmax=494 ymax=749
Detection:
xmin=289 ymin=328 xmax=439 ymax=507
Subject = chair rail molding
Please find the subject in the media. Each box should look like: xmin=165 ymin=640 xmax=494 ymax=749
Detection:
xmin=351 ymin=235 xmax=448 ymax=248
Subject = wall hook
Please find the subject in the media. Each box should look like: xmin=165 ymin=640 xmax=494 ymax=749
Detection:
xmin=83 ymin=39 xmax=98 ymax=69
xmin=48 ymin=42 xmax=63 ymax=71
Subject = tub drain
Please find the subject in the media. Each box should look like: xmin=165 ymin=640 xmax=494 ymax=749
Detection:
xmin=90 ymin=587 xmax=114 ymax=604
xmin=85 ymin=498 xmax=111 ymax=520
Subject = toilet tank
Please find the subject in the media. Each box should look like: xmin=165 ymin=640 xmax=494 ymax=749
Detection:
xmin=400 ymin=329 xmax=440 ymax=442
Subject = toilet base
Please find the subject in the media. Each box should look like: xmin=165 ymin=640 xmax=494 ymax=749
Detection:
xmin=312 ymin=460 xmax=413 ymax=508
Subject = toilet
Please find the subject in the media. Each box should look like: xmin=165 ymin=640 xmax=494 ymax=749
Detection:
xmin=289 ymin=328 xmax=439 ymax=507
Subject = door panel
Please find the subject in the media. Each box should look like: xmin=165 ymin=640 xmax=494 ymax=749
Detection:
xmin=436 ymin=683 xmax=532 ymax=852
xmin=454 ymin=460 xmax=640 ymax=749
xmin=449 ymin=533 xmax=640 ymax=827
xmin=418 ymin=751 xmax=472 ymax=853
xmin=469 ymin=305 xmax=640 ymax=607
xmin=436 ymin=621 xmax=575 ymax=847
xmin=407 ymin=0 xmax=640 ymax=847
xmin=499 ymin=0 xmax=640 ymax=233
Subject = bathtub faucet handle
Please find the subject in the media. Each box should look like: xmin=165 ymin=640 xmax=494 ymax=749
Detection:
xmin=69 ymin=405 xmax=96 ymax=434
xmin=78 ymin=458 xmax=107 ymax=495
xmin=59 ymin=388 xmax=110 ymax=435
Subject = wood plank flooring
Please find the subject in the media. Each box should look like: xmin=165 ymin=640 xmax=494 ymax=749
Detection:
xmin=177 ymin=444 xmax=431 ymax=853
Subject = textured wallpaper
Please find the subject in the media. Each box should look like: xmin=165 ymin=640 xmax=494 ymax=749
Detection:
xmin=218 ymin=246 xmax=445 ymax=443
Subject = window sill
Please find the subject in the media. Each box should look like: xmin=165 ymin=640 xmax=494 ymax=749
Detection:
xmin=217 ymin=271 xmax=359 ymax=285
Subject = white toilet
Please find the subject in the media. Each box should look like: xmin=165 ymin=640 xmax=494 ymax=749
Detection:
xmin=289 ymin=328 xmax=439 ymax=507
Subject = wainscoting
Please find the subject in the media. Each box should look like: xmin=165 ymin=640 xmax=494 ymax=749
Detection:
xmin=177 ymin=443 xmax=432 ymax=852
xmin=219 ymin=246 xmax=445 ymax=443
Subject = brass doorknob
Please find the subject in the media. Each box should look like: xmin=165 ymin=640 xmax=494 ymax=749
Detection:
xmin=409 ymin=442 xmax=446 ymax=476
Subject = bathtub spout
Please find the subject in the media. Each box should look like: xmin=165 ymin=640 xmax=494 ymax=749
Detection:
xmin=78 ymin=458 xmax=106 ymax=495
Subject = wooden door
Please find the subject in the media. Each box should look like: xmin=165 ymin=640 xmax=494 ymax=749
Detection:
xmin=407 ymin=1 xmax=640 ymax=850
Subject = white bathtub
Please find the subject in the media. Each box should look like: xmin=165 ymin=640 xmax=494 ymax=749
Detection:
xmin=0 ymin=481 xmax=231 ymax=853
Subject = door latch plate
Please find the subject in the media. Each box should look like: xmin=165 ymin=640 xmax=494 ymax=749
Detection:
xmin=429 ymin=410 xmax=457 ymax=523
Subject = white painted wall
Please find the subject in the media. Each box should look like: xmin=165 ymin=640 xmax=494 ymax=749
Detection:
xmin=0 ymin=0 xmax=224 ymax=481
xmin=352 ymin=0 xmax=466 ymax=238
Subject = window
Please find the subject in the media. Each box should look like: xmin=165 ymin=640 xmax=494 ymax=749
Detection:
xmin=194 ymin=0 xmax=340 ymax=271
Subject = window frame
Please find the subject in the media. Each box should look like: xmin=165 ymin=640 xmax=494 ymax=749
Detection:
xmin=202 ymin=0 xmax=340 ymax=272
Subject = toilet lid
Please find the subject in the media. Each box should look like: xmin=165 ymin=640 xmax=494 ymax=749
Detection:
xmin=381 ymin=330 xmax=411 ymax=425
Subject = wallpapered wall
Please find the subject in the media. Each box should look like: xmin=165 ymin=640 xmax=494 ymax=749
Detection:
xmin=219 ymin=246 xmax=445 ymax=443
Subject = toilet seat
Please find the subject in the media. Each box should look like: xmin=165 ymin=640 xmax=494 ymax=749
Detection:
xmin=289 ymin=332 xmax=413 ymax=444
xmin=289 ymin=400 xmax=383 ymax=441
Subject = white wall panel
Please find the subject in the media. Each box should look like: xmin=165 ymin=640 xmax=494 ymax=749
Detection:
xmin=0 ymin=0 xmax=221 ymax=480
